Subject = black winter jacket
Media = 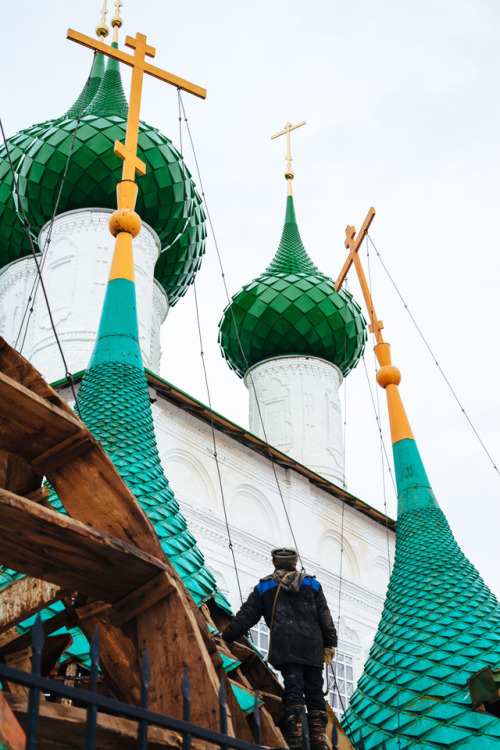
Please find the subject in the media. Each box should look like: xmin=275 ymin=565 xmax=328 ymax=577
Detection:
xmin=222 ymin=569 xmax=337 ymax=668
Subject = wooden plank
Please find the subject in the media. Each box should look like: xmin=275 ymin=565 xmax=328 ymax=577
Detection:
xmin=0 ymin=692 xmax=25 ymax=750
xmin=135 ymin=586 xmax=230 ymax=729
xmin=6 ymin=694 xmax=196 ymax=750
xmin=0 ymin=340 xmax=75 ymax=418
xmin=0 ymin=347 xmax=254 ymax=732
xmin=72 ymin=604 xmax=142 ymax=707
xmin=0 ymin=451 xmax=42 ymax=497
xmin=0 ymin=611 xmax=69 ymax=657
xmin=48 ymin=447 xmax=165 ymax=559
xmin=0 ymin=578 xmax=63 ymax=635
xmin=31 ymin=429 xmax=95 ymax=475
xmin=4 ymin=648 xmax=33 ymax=698
xmin=111 ymin=572 xmax=175 ymax=628
xmin=74 ymin=600 xmax=111 ymax=621
xmin=0 ymin=372 xmax=82 ymax=460
xmin=0 ymin=489 xmax=171 ymax=602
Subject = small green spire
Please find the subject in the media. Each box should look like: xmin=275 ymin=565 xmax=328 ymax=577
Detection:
xmin=64 ymin=53 xmax=105 ymax=119
xmin=84 ymin=43 xmax=128 ymax=118
xmin=265 ymin=196 xmax=320 ymax=276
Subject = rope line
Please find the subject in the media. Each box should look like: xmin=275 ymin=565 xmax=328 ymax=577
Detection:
xmin=364 ymin=237 xmax=401 ymax=748
xmin=366 ymin=232 xmax=500 ymax=478
xmin=177 ymin=90 xmax=243 ymax=603
xmin=0 ymin=53 xmax=96 ymax=419
xmin=15 ymin=54 xmax=97 ymax=365
xmin=177 ymin=92 xmax=302 ymax=566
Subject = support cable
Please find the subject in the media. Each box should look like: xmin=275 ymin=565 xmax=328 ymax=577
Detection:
xmin=177 ymin=91 xmax=243 ymax=603
xmin=177 ymin=92 xmax=302 ymax=567
xmin=366 ymin=232 xmax=499 ymax=478
xmin=364 ymin=238 xmax=401 ymax=748
xmin=15 ymin=54 xmax=96 ymax=361
xmin=0 ymin=53 xmax=96 ymax=419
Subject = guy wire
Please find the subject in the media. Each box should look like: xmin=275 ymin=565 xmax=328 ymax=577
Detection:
xmin=177 ymin=90 xmax=243 ymax=603
xmin=364 ymin=236 xmax=401 ymax=747
xmin=1 ymin=52 xmax=97 ymax=418
xmin=177 ymin=92 xmax=302 ymax=567
xmin=367 ymin=232 xmax=499 ymax=478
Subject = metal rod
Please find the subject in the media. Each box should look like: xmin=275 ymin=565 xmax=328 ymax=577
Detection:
xmin=85 ymin=627 xmax=100 ymax=750
xmin=137 ymin=648 xmax=151 ymax=749
xmin=219 ymin=679 xmax=228 ymax=750
xmin=182 ymin=665 xmax=192 ymax=750
xmin=0 ymin=660 xmax=274 ymax=750
xmin=26 ymin=613 xmax=44 ymax=750
xmin=252 ymin=693 xmax=261 ymax=745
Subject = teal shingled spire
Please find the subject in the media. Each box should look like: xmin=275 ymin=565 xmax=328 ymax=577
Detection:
xmin=74 ymin=273 xmax=231 ymax=612
xmin=341 ymin=433 xmax=500 ymax=747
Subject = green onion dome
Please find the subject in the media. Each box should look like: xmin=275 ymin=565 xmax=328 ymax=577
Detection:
xmin=218 ymin=195 xmax=366 ymax=377
xmin=0 ymin=50 xmax=205 ymax=306
xmin=0 ymin=54 xmax=106 ymax=266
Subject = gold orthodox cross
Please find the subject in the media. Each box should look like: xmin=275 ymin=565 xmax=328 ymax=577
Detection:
xmin=66 ymin=25 xmax=207 ymax=283
xmin=335 ymin=208 xmax=415 ymax=444
xmin=67 ymin=28 xmax=206 ymax=186
xmin=334 ymin=207 xmax=384 ymax=341
xmin=271 ymin=120 xmax=306 ymax=194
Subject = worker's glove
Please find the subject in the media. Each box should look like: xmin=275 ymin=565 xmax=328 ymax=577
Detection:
xmin=323 ymin=646 xmax=335 ymax=665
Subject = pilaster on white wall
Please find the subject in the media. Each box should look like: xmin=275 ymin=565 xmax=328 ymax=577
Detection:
xmin=0 ymin=208 xmax=168 ymax=382
xmin=0 ymin=256 xmax=37 ymax=356
xmin=244 ymin=355 xmax=345 ymax=485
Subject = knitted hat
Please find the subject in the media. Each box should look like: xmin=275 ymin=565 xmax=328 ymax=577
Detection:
xmin=271 ymin=548 xmax=298 ymax=570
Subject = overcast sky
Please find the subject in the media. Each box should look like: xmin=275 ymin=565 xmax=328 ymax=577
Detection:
xmin=3 ymin=1 xmax=500 ymax=598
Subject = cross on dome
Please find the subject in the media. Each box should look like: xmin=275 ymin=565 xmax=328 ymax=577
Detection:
xmin=271 ymin=120 xmax=306 ymax=195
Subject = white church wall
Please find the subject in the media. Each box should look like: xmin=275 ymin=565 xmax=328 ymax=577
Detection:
xmin=56 ymin=375 xmax=394 ymax=711
xmin=149 ymin=386 xmax=394 ymax=700
xmin=245 ymin=356 xmax=345 ymax=485
xmin=0 ymin=209 xmax=168 ymax=382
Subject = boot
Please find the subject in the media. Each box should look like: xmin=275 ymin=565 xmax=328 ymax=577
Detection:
xmin=285 ymin=705 xmax=304 ymax=750
xmin=307 ymin=709 xmax=328 ymax=750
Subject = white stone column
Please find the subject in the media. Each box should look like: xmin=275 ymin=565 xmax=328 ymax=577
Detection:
xmin=0 ymin=208 xmax=168 ymax=383
xmin=243 ymin=355 xmax=345 ymax=485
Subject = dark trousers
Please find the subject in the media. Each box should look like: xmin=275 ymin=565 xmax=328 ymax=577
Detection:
xmin=280 ymin=663 xmax=325 ymax=711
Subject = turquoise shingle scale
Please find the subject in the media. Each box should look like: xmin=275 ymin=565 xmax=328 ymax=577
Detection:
xmin=218 ymin=195 xmax=366 ymax=377
xmin=0 ymin=47 xmax=206 ymax=306
xmin=341 ymin=437 xmax=500 ymax=748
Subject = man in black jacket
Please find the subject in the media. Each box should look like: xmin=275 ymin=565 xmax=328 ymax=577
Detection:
xmin=222 ymin=548 xmax=337 ymax=750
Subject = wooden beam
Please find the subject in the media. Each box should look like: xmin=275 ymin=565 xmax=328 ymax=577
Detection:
xmin=0 ymin=611 xmax=69 ymax=657
xmin=0 ymin=489 xmax=171 ymax=602
xmin=0 ymin=452 xmax=42 ymax=497
xmin=0 ymin=578 xmax=63 ymax=635
xmin=0 ymin=692 xmax=25 ymax=750
xmin=0 ymin=340 xmax=75 ymax=418
xmin=110 ymin=572 xmax=175 ymax=628
xmin=31 ymin=429 xmax=95 ymax=475
xmin=6 ymin=694 xmax=189 ymax=750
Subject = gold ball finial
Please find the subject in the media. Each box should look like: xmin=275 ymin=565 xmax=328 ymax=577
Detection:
xmin=285 ymin=170 xmax=294 ymax=181
xmin=96 ymin=1 xmax=110 ymax=38
xmin=376 ymin=365 xmax=401 ymax=389
xmin=96 ymin=23 xmax=110 ymax=38
xmin=109 ymin=208 xmax=142 ymax=238
xmin=111 ymin=1 xmax=123 ymax=42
